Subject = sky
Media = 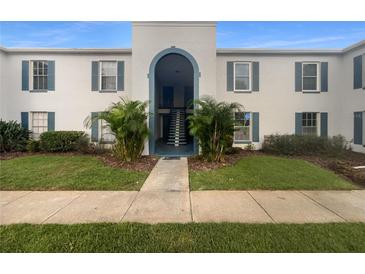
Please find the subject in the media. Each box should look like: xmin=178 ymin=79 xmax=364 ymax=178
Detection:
xmin=1 ymin=21 xmax=364 ymax=49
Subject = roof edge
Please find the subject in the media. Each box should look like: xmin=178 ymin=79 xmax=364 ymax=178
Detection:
xmin=342 ymin=39 xmax=365 ymax=53
xmin=217 ymin=40 xmax=365 ymax=55
xmin=0 ymin=47 xmax=132 ymax=54
xmin=1 ymin=40 xmax=363 ymax=55
xmin=216 ymin=48 xmax=343 ymax=55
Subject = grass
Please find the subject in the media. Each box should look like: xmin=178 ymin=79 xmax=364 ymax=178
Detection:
xmin=190 ymin=155 xmax=356 ymax=190
xmin=1 ymin=223 xmax=364 ymax=252
xmin=0 ymin=155 xmax=148 ymax=191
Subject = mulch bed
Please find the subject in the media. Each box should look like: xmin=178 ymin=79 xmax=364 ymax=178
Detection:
xmin=299 ymin=152 xmax=365 ymax=186
xmin=0 ymin=151 xmax=159 ymax=173
xmin=97 ymin=154 xmax=159 ymax=172
xmin=0 ymin=151 xmax=31 ymax=160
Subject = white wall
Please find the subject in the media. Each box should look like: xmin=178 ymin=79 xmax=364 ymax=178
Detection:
xmin=1 ymin=52 xmax=132 ymax=139
xmin=216 ymin=53 xmax=347 ymax=149
xmin=1 ymin=22 xmax=364 ymax=154
xmin=340 ymin=46 xmax=365 ymax=153
xmin=0 ymin=50 xmax=7 ymax=119
xmin=131 ymin=22 xmax=217 ymax=154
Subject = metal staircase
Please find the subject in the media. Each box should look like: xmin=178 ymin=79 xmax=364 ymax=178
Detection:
xmin=167 ymin=109 xmax=187 ymax=146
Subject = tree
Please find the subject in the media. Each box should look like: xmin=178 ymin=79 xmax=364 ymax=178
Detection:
xmin=188 ymin=96 xmax=242 ymax=162
xmin=85 ymin=98 xmax=149 ymax=162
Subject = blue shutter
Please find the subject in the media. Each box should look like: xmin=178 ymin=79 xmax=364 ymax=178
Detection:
xmin=354 ymin=112 xmax=363 ymax=145
xmin=91 ymin=112 xmax=99 ymax=142
xmin=227 ymin=62 xmax=234 ymax=91
xmin=320 ymin=112 xmax=328 ymax=137
xmin=47 ymin=61 xmax=55 ymax=91
xmin=295 ymin=113 xmax=302 ymax=135
xmin=48 ymin=112 xmax=55 ymax=131
xmin=295 ymin=62 xmax=302 ymax=92
xmin=92 ymin=61 xmax=99 ymax=91
xmin=117 ymin=61 xmax=124 ymax=91
xmin=21 ymin=112 xmax=29 ymax=130
xmin=321 ymin=62 xmax=328 ymax=92
xmin=22 ymin=61 xmax=29 ymax=91
xmin=354 ymin=55 xmax=362 ymax=89
xmin=252 ymin=62 xmax=259 ymax=92
xmin=252 ymin=112 xmax=260 ymax=142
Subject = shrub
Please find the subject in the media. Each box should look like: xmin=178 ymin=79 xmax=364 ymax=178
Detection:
xmin=40 ymin=131 xmax=89 ymax=152
xmin=262 ymin=134 xmax=348 ymax=156
xmin=0 ymin=120 xmax=30 ymax=152
xmin=245 ymin=143 xmax=256 ymax=151
xmin=26 ymin=140 xmax=40 ymax=152
xmin=86 ymin=98 xmax=149 ymax=162
xmin=188 ymin=96 xmax=242 ymax=162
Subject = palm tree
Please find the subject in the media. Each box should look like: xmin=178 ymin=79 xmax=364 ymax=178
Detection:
xmin=188 ymin=96 xmax=242 ymax=162
xmin=85 ymin=98 xmax=149 ymax=162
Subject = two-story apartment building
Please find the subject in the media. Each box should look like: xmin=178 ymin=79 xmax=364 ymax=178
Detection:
xmin=0 ymin=22 xmax=364 ymax=156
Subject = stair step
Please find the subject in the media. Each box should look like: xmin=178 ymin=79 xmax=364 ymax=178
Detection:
xmin=169 ymin=134 xmax=186 ymax=137
xmin=169 ymin=128 xmax=186 ymax=131
xmin=166 ymin=143 xmax=187 ymax=145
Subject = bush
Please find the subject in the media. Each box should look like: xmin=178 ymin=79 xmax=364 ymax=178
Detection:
xmin=40 ymin=131 xmax=89 ymax=152
xmin=245 ymin=143 xmax=256 ymax=151
xmin=188 ymin=96 xmax=242 ymax=162
xmin=262 ymin=134 xmax=347 ymax=156
xmin=26 ymin=140 xmax=40 ymax=152
xmin=86 ymin=98 xmax=149 ymax=162
xmin=0 ymin=120 xmax=30 ymax=152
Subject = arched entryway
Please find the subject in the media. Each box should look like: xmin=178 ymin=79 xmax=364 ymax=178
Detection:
xmin=149 ymin=48 xmax=199 ymax=156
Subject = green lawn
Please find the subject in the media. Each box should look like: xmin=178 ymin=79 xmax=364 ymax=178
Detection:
xmin=190 ymin=155 xmax=356 ymax=190
xmin=1 ymin=223 xmax=364 ymax=252
xmin=0 ymin=155 xmax=148 ymax=190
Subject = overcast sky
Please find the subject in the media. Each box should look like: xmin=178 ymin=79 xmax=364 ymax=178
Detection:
xmin=1 ymin=21 xmax=364 ymax=48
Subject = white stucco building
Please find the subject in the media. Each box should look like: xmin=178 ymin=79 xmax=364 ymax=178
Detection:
xmin=0 ymin=21 xmax=364 ymax=155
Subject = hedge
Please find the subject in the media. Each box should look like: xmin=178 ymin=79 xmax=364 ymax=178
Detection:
xmin=40 ymin=131 xmax=89 ymax=152
xmin=262 ymin=134 xmax=348 ymax=156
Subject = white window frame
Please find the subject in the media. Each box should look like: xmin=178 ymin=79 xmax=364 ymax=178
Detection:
xmin=99 ymin=119 xmax=115 ymax=144
xmin=302 ymin=62 xmax=320 ymax=92
xmin=30 ymin=60 xmax=48 ymax=92
xmin=234 ymin=111 xmax=252 ymax=142
xmin=30 ymin=111 xmax=48 ymax=139
xmin=233 ymin=62 xmax=252 ymax=92
xmin=99 ymin=61 xmax=117 ymax=92
xmin=301 ymin=112 xmax=321 ymax=136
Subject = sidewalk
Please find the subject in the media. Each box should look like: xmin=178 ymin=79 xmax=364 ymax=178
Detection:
xmin=1 ymin=157 xmax=365 ymax=224
xmin=1 ymin=190 xmax=364 ymax=224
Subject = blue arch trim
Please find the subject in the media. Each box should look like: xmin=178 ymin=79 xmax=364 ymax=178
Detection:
xmin=148 ymin=47 xmax=200 ymax=155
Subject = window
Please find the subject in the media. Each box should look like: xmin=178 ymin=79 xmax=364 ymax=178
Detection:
xmin=234 ymin=62 xmax=251 ymax=91
xmin=100 ymin=61 xmax=117 ymax=91
xmin=31 ymin=112 xmax=48 ymax=139
xmin=234 ymin=112 xmax=251 ymax=142
xmin=100 ymin=119 xmax=115 ymax=143
xmin=32 ymin=61 xmax=48 ymax=90
xmin=302 ymin=112 xmax=318 ymax=136
xmin=302 ymin=63 xmax=320 ymax=91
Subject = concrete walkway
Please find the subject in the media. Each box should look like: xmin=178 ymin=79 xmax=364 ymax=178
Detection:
xmin=1 ymin=157 xmax=365 ymax=224
xmin=123 ymin=157 xmax=191 ymax=223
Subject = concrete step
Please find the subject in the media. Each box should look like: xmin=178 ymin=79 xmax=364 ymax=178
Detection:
xmin=168 ymin=139 xmax=187 ymax=142
xmin=167 ymin=142 xmax=187 ymax=145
